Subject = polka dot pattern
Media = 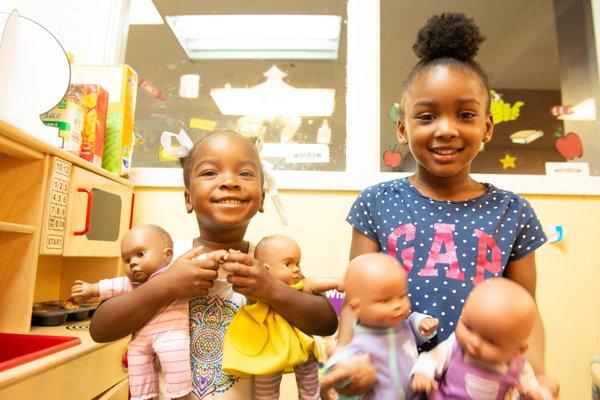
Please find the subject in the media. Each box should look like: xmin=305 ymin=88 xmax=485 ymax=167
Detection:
xmin=346 ymin=178 xmax=547 ymax=350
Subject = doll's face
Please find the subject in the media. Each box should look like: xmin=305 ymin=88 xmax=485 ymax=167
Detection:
xmin=348 ymin=260 xmax=411 ymax=328
xmin=256 ymin=236 xmax=302 ymax=285
xmin=455 ymin=279 xmax=534 ymax=364
xmin=121 ymin=227 xmax=173 ymax=283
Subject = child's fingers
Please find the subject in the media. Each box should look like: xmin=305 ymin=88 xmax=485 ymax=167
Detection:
xmin=224 ymin=251 xmax=255 ymax=265
xmin=182 ymin=245 xmax=206 ymax=260
xmin=222 ymin=261 xmax=252 ymax=276
xmin=74 ymin=280 xmax=84 ymax=285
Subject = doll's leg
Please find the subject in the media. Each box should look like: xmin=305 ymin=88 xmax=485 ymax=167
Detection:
xmin=294 ymin=357 xmax=320 ymax=400
xmin=127 ymin=339 xmax=159 ymax=400
xmin=254 ymin=371 xmax=283 ymax=400
xmin=154 ymin=328 xmax=193 ymax=399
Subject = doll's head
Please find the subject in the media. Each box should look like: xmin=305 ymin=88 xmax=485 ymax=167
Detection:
xmin=121 ymin=224 xmax=173 ymax=283
xmin=344 ymin=253 xmax=411 ymax=328
xmin=254 ymin=234 xmax=302 ymax=285
xmin=396 ymin=12 xmax=493 ymax=180
xmin=180 ymin=130 xmax=265 ymax=240
xmin=455 ymin=277 xmax=536 ymax=364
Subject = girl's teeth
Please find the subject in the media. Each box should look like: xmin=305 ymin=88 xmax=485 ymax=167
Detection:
xmin=433 ymin=148 xmax=458 ymax=155
xmin=219 ymin=199 xmax=241 ymax=204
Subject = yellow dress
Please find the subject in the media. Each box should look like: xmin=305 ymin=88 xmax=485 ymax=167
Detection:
xmin=222 ymin=281 xmax=315 ymax=377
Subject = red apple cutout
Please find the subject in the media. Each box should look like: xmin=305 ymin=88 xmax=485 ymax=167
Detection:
xmin=555 ymin=132 xmax=583 ymax=160
xmin=383 ymin=145 xmax=403 ymax=168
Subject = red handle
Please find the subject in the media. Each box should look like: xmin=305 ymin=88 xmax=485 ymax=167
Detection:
xmin=73 ymin=188 xmax=93 ymax=236
xmin=129 ymin=192 xmax=135 ymax=229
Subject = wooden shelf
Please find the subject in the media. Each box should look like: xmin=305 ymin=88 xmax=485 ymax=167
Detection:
xmin=0 ymin=221 xmax=35 ymax=234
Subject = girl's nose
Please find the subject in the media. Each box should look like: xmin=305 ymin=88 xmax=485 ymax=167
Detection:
xmin=434 ymin=118 xmax=459 ymax=139
xmin=220 ymin=173 xmax=240 ymax=189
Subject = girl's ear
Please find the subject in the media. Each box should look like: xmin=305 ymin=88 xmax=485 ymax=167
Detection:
xmin=184 ymin=189 xmax=194 ymax=214
xmin=396 ymin=120 xmax=409 ymax=145
xmin=482 ymin=114 xmax=494 ymax=143
xmin=258 ymin=189 xmax=265 ymax=213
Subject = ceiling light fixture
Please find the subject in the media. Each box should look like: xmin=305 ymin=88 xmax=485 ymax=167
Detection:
xmin=165 ymin=14 xmax=341 ymax=60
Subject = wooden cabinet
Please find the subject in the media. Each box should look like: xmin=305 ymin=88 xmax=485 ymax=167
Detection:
xmin=0 ymin=119 xmax=132 ymax=398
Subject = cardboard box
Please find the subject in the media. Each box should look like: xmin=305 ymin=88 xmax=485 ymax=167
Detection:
xmin=78 ymin=84 xmax=108 ymax=166
xmin=40 ymin=86 xmax=84 ymax=154
xmin=71 ymin=65 xmax=138 ymax=176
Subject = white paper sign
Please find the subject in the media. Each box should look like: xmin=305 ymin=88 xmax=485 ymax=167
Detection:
xmin=545 ymin=162 xmax=589 ymax=177
xmin=262 ymin=143 xmax=330 ymax=164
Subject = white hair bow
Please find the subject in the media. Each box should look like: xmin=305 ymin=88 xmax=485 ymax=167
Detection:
xmin=160 ymin=129 xmax=289 ymax=225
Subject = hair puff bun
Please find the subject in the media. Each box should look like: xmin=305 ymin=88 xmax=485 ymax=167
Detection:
xmin=413 ymin=12 xmax=485 ymax=62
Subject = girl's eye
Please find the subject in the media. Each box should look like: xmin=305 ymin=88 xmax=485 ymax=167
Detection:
xmin=458 ymin=111 xmax=476 ymax=120
xmin=200 ymin=170 xmax=217 ymax=177
xmin=240 ymin=170 xmax=255 ymax=178
xmin=416 ymin=113 xmax=434 ymax=121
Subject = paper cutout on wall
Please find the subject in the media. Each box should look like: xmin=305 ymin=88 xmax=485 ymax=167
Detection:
xmin=499 ymin=154 xmax=516 ymax=170
xmin=139 ymin=78 xmax=165 ymax=101
xmin=509 ymin=130 xmax=543 ymax=144
xmin=490 ymin=90 xmax=524 ymax=124
xmin=544 ymin=225 xmax=564 ymax=243
xmin=383 ymin=144 xmax=403 ymax=169
xmin=555 ymin=132 xmax=583 ymax=160
xmin=388 ymin=102 xmax=400 ymax=123
xmin=551 ymin=98 xmax=596 ymax=121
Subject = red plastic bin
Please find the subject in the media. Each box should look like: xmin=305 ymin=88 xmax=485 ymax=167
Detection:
xmin=0 ymin=332 xmax=81 ymax=372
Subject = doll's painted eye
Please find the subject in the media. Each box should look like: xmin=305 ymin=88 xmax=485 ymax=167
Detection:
xmin=137 ymin=251 xmax=145 ymax=258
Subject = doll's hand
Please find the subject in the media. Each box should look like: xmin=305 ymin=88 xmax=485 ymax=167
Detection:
xmin=199 ymin=249 xmax=229 ymax=264
xmin=419 ymin=317 xmax=439 ymax=336
xmin=222 ymin=251 xmax=279 ymax=303
xmin=319 ymin=353 xmax=377 ymax=397
xmin=161 ymin=246 xmax=219 ymax=299
xmin=71 ymin=280 xmax=96 ymax=302
xmin=336 ymin=280 xmax=345 ymax=293
xmin=410 ymin=373 xmax=438 ymax=394
xmin=536 ymin=375 xmax=559 ymax=399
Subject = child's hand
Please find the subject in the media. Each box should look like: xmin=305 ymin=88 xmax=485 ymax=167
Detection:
xmin=161 ymin=246 xmax=219 ymax=299
xmin=319 ymin=353 xmax=377 ymax=397
xmin=410 ymin=373 xmax=437 ymax=393
xmin=221 ymin=251 xmax=279 ymax=303
xmin=71 ymin=280 xmax=94 ymax=302
xmin=419 ymin=317 xmax=439 ymax=336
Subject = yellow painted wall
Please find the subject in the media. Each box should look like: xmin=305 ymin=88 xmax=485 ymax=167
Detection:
xmin=134 ymin=187 xmax=600 ymax=399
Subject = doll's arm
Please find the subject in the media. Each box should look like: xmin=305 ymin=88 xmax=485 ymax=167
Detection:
xmin=71 ymin=280 xmax=100 ymax=302
xmin=90 ymin=247 xmax=219 ymax=342
xmin=410 ymin=335 xmax=453 ymax=394
xmin=408 ymin=312 xmax=439 ymax=344
xmin=505 ymin=252 xmax=559 ymax=397
xmin=302 ymin=277 xmax=344 ymax=295
xmin=222 ymin=251 xmax=338 ymax=336
xmin=517 ymin=361 xmax=553 ymax=400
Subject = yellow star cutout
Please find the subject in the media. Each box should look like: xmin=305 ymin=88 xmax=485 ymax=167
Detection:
xmin=499 ymin=154 xmax=516 ymax=170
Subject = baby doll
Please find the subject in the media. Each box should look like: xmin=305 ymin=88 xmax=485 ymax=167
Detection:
xmin=410 ymin=277 xmax=552 ymax=400
xmin=323 ymin=252 xmax=439 ymax=400
xmin=71 ymin=224 xmax=226 ymax=400
xmin=222 ymin=234 xmax=343 ymax=400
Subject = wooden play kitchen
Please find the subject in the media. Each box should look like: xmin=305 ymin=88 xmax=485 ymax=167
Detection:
xmin=0 ymin=119 xmax=133 ymax=399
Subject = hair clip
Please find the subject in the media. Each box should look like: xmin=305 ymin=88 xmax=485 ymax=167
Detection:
xmin=160 ymin=128 xmax=194 ymax=159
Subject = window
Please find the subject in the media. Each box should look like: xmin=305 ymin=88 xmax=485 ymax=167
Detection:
xmin=127 ymin=1 xmax=349 ymax=184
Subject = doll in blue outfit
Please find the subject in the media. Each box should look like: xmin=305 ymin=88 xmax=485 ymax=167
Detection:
xmin=323 ymin=253 xmax=438 ymax=399
xmin=321 ymin=12 xmax=558 ymax=399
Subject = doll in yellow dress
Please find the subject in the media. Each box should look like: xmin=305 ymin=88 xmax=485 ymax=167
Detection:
xmin=223 ymin=234 xmax=343 ymax=400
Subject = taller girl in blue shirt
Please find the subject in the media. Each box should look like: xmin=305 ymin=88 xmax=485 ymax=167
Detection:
xmin=322 ymin=12 xmax=559 ymax=399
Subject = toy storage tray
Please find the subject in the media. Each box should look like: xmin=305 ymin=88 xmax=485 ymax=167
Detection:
xmin=31 ymin=301 xmax=99 ymax=326
xmin=0 ymin=332 xmax=80 ymax=372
